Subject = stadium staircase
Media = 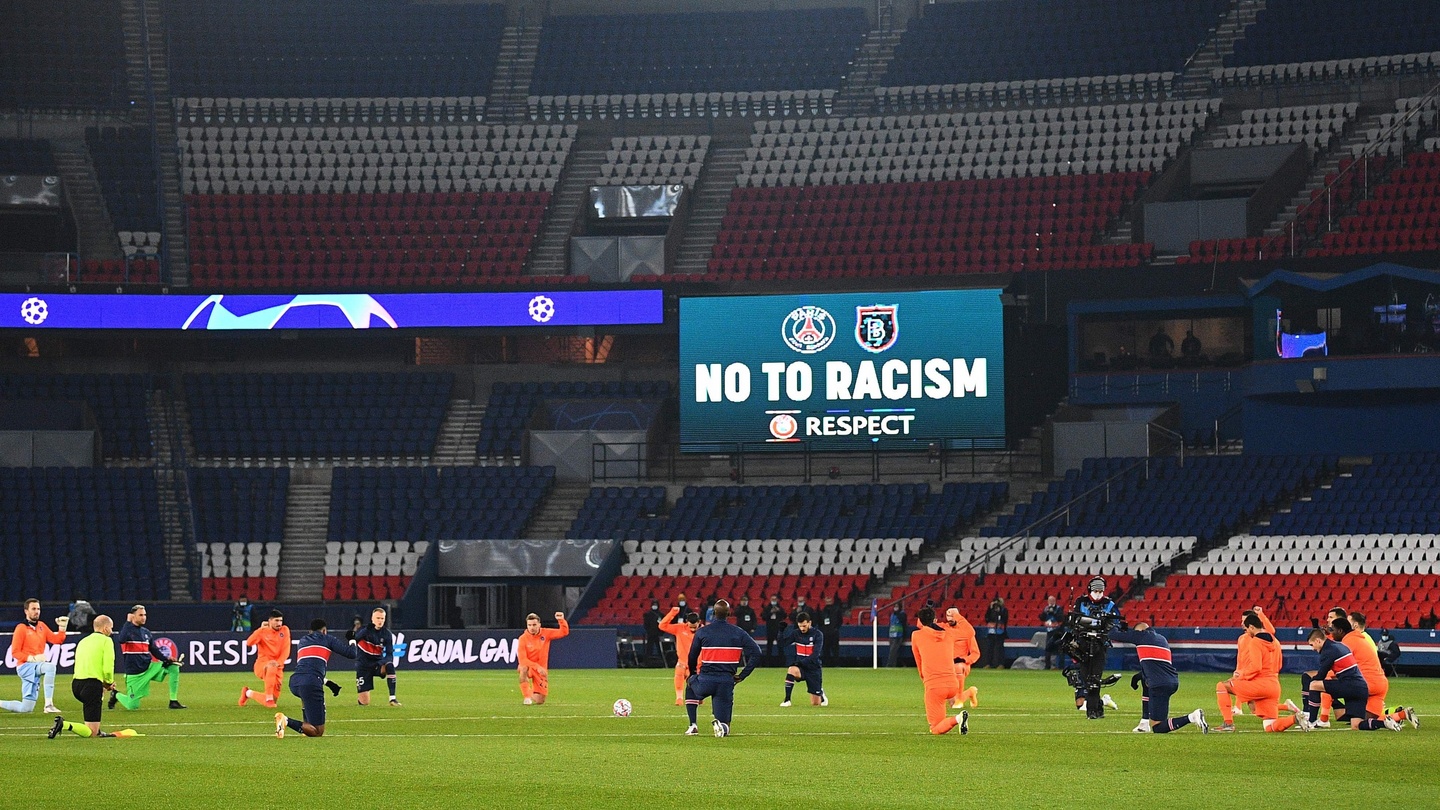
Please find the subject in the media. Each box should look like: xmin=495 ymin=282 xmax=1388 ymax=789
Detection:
xmin=277 ymin=481 xmax=331 ymax=601
xmin=670 ymin=142 xmax=749 ymax=276
xmin=862 ymin=474 xmax=1049 ymax=599
xmin=521 ymin=481 xmax=592 ymax=540
xmin=524 ymin=134 xmax=608 ymax=277
xmin=1174 ymin=0 xmax=1266 ymax=98
xmin=146 ymin=389 xmax=195 ymax=600
xmin=487 ymin=24 xmax=541 ymax=124
xmin=1261 ymin=107 xmax=1388 ymax=241
xmin=432 ymin=398 xmax=486 ymax=465
xmin=50 ymin=140 xmax=123 ymax=264
xmin=121 ymin=0 xmax=188 ymax=284
xmin=833 ymin=28 xmax=905 ymax=118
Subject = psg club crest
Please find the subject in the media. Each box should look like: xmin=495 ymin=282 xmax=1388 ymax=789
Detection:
xmin=781 ymin=305 xmax=836 ymax=354
xmin=855 ymin=305 xmax=899 ymax=353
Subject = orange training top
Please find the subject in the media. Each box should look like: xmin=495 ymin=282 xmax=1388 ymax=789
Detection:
xmin=1341 ymin=630 xmax=1386 ymax=692
xmin=517 ymin=618 xmax=569 ymax=669
xmin=945 ymin=616 xmax=980 ymax=666
xmin=911 ymin=623 xmax=960 ymax=684
xmin=8 ymin=621 xmax=65 ymax=662
xmin=245 ymin=625 xmax=292 ymax=663
xmin=658 ymin=607 xmax=696 ymax=666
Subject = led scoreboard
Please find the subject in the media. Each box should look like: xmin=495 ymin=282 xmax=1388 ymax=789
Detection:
xmin=680 ymin=290 xmax=1005 ymax=450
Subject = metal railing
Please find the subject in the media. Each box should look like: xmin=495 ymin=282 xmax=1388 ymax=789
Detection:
xmin=1212 ymin=402 xmax=1243 ymax=455
xmin=161 ymin=381 xmax=200 ymax=598
xmin=1263 ymin=81 xmax=1440 ymax=259
xmin=592 ymin=439 xmax=1039 ymax=484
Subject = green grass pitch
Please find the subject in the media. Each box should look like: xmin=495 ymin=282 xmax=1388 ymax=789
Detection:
xmin=2 ymin=668 xmax=1434 ymax=808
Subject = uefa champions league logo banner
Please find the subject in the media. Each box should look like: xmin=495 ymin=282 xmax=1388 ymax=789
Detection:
xmin=2 ymin=628 xmax=617 ymax=672
xmin=0 ymin=290 xmax=663 ymax=330
xmin=679 ymin=289 xmax=1005 ymax=450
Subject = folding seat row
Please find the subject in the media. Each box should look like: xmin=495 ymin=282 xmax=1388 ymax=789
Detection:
xmin=1130 ymin=573 xmax=1440 ymax=628
xmin=529 ymin=8 xmax=866 ymax=99
xmin=164 ymin=1 xmax=506 ymax=100
xmin=328 ymin=466 xmax=554 ymax=542
xmin=176 ymin=96 xmax=488 ymax=127
xmin=0 ymin=374 xmax=153 ymax=459
xmin=876 ymin=72 xmax=1178 ymax=113
xmin=1226 ymin=0 xmax=1440 ymax=73
xmin=531 ymin=89 xmax=836 ymax=122
xmin=0 ymin=1 xmax=126 ymax=110
xmin=1 ymin=467 xmax=168 ymax=602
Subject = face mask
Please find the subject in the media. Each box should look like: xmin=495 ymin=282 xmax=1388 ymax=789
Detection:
xmin=1090 ymin=590 xmax=1104 ymax=599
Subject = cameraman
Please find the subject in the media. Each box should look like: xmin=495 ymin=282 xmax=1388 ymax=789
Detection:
xmin=1065 ymin=576 xmax=1121 ymax=719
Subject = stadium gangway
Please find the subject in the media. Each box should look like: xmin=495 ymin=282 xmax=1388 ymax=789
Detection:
xmin=862 ymin=442 xmax=1184 ymax=668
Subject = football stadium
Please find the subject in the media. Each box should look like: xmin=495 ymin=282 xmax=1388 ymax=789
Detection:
xmin=1 ymin=0 xmax=1438 ymax=805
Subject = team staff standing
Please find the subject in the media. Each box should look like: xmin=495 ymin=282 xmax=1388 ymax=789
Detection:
xmin=762 ymin=596 xmax=787 ymax=659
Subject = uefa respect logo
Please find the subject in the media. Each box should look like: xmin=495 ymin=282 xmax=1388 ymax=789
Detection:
xmin=781 ymin=305 xmax=835 ymax=354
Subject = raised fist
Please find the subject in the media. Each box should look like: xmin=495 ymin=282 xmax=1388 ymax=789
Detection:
xmin=554 ymin=612 xmax=565 ymax=622
xmin=55 ymin=616 xmax=70 ymax=631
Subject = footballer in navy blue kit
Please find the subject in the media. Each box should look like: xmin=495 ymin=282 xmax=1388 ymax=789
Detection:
xmin=276 ymin=618 xmax=356 ymax=738
xmin=778 ymin=612 xmax=828 ymax=707
xmin=1300 ymin=619 xmax=1400 ymax=731
xmin=354 ymin=606 xmax=399 ymax=707
xmin=1109 ymin=622 xmax=1207 ymax=734
xmin=684 ymin=600 xmax=761 ymax=737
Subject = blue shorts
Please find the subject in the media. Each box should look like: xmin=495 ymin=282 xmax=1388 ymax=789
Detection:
xmin=356 ymin=661 xmax=389 ymax=693
xmin=289 ymin=675 xmax=327 ymax=727
xmin=794 ymin=664 xmax=823 ymax=695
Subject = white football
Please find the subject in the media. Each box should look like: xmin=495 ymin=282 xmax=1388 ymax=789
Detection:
xmin=612 ymin=698 xmax=632 ymax=717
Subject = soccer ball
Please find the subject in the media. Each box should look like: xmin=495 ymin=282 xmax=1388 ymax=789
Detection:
xmin=612 ymin=698 xmax=632 ymax=717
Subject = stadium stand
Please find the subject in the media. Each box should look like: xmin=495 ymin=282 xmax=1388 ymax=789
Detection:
xmin=478 ymin=380 xmax=671 ymax=460
xmin=883 ymin=0 xmax=1226 ymax=90
xmin=983 ymin=456 xmax=1332 ymax=541
xmin=1315 ymin=150 xmax=1440 ymax=257
xmin=0 ymin=138 xmax=59 ymax=174
xmin=183 ymin=372 xmax=451 ymax=459
xmin=596 ymin=135 xmax=711 ymax=187
xmin=0 ymin=467 xmax=167 ymax=602
xmin=865 ymin=572 xmax=1138 ymax=630
xmin=79 ymin=127 xmax=164 ymax=285
xmin=1227 ymin=0 xmax=1440 ymax=70
xmin=192 ymin=468 xmax=287 ymax=601
xmin=323 ymin=539 xmax=429 ymax=602
xmin=0 ymin=373 xmax=152 ymax=459
xmin=1254 ymin=454 xmax=1440 ymax=536
xmin=527 ymin=9 xmax=866 ymax=120
xmin=1129 ymin=572 xmax=1438 ymax=629
xmin=0 ymin=0 xmax=127 ymax=110
xmin=180 ymin=124 xmax=572 ymax=287
xmin=164 ymin=0 xmax=506 ymax=100
xmin=324 ymin=465 xmax=554 ymax=599
xmin=1207 ymin=103 xmax=1359 ymax=151
xmin=579 ymin=482 xmax=1007 ymax=625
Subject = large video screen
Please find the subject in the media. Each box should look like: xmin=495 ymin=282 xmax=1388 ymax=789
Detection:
xmin=0 ymin=290 xmax=662 ymax=331
xmin=680 ymin=290 xmax=1005 ymax=450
